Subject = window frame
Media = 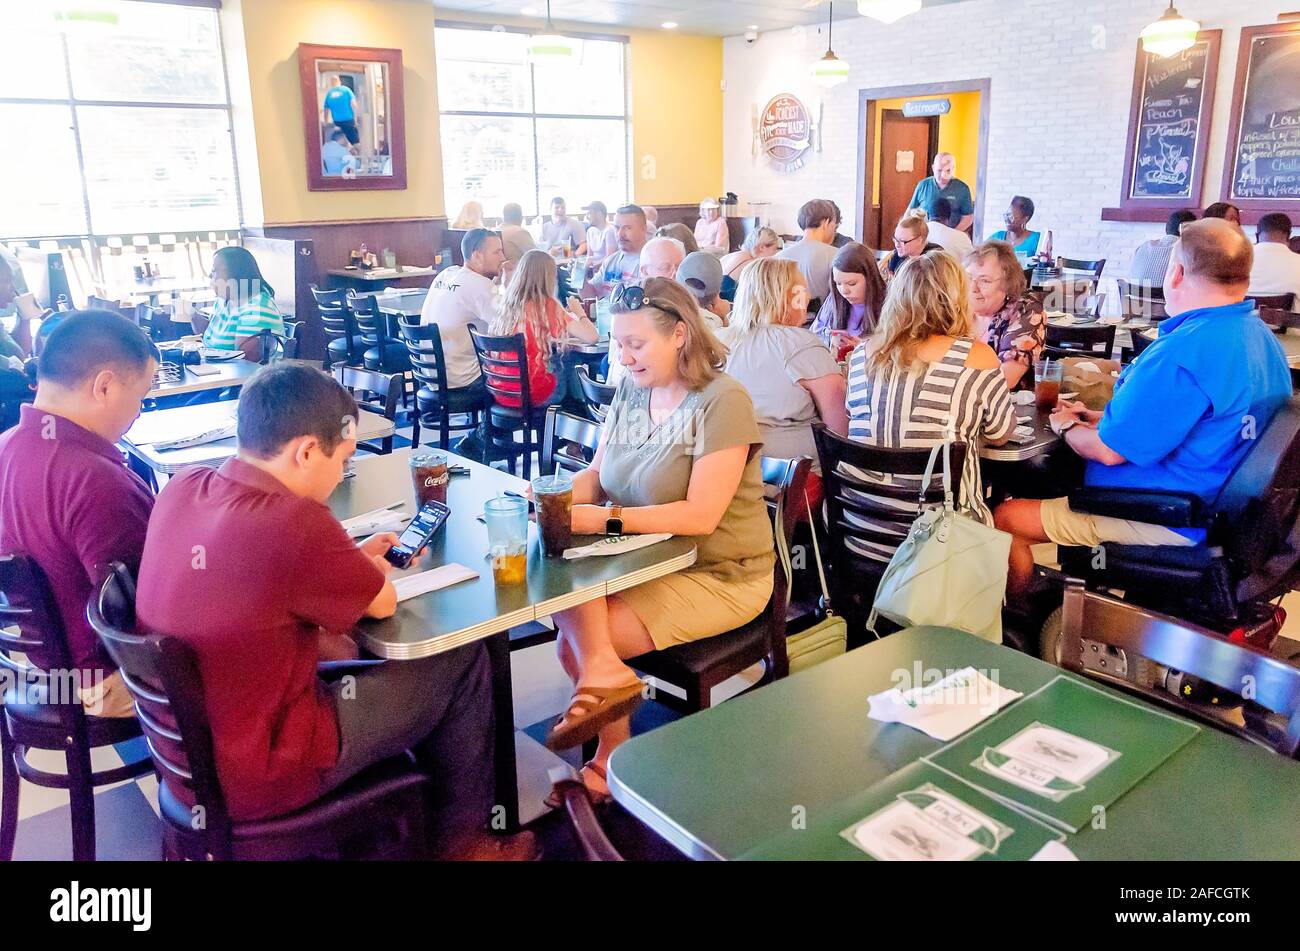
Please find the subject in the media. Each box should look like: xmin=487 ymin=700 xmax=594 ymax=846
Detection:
xmin=0 ymin=0 xmax=243 ymax=241
xmin=434 ymin=20 xmax=631 ymax=220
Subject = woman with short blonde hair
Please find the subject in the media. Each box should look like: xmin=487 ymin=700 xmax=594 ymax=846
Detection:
xmin=542 ymin=275 xmax=772 ymax=800
xmin=721 ymin=226 xmax=783 ymax=282
xmin=725 ymin=257 xmax=847 ymax=498
xmin=451 ymin=200 xmax=485 ymax=231
xmin=847 ymin=250 xmax=1015 ymax=528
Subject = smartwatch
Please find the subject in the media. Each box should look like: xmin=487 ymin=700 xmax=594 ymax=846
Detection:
xmin=604 ymin=504 xmax=624 ymax=536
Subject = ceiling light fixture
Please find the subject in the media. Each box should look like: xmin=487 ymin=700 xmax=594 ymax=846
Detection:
xmin=1139 ymin=1 xmax=1200 ymax=58
xmin=812 ymin=1 xmax=850 ymax=88
xmin=856 ymin=0 xmax=922 ymax=25
xmin=527 ymin=0 xmax=576 ymax=66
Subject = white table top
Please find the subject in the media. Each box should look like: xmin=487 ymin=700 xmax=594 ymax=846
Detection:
xmin=148 ymin=360 xmax=260 ymax=398
xmin=122 ymin=401 xmax=395 ymax=475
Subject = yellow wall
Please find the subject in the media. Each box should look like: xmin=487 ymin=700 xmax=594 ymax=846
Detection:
xmin=228 ymin=0 xmax=446 ymax=226
xmin=871 ymin=91 xmax=981 ymax=206
xmin=627 ymin=30 xmax=724 ymax=205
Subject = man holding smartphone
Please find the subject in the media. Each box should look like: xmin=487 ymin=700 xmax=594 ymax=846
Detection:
xmin=137 ymin=364 xmax=535 ymax=859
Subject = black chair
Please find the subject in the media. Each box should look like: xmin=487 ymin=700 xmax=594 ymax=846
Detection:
xmin=1259 ymin=306 xmax=1300 ymax=334
xmin=0 ymin=555 xmax=151 ymax=861
xmin=1248 ymin=293 xmax=1296 ymax=313
xmin=542 ymin=405 xmax=601 ymax=479
xmin=1044 ymin=322 xmax=1117 ymax=360
xmin=1116 ymin=279 xmax=1167 ymax=322
xmin=333 ymin=366 xmax=401 ymax=455
xmin=549 ymin=768 xmax=623 ymax=861
xmin=1128 ymin=327 xmax=1157 ymax=361
xmin=256 ymin=320 xmax=300 ymax=364
xmin=813 ymin=424 xmax=968 ymax=639
xmin=1046 ymin=395 xmax=1300 ymax=660
xmin=348 ymin=291 xmax=411 ymax=383
xmin=87 ymin=566 xmax=433 ymax=861
xmin=312 ymin=285 xmax=361 ymax=370
xmin=575 ymin=365 xmax=615 ymax=423
xmin=625 ymin=455 xmax=811 ymax=713
xmin=470 ymin=328 xmax=547 ymax=479
xmin=397 ymin=320 xmax=486 ymax=450
xmin=1056 ymin=256 xmax=1106 ymax=281
xmin=1059 ymin=581 xmax=1300 ymax=758
xmin=87 ymin=295 xmax=125 ymax=315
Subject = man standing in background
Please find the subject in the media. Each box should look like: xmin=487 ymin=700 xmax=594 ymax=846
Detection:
xmin=908 ymin=152 xmax=974 ymax=233
xmin=323 ymin=76 xmax=360 ymax=145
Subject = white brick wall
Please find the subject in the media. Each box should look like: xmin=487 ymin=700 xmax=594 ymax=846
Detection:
xmin=723 ymin=0 xmax=1292 ymax=290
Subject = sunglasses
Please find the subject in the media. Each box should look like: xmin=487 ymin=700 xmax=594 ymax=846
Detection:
xmin=610 ymin=284 xmax=688 ymax=323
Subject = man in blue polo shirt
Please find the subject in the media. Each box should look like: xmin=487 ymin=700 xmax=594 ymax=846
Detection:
xmin=907 ymin=152 xmax=974 ymax=232
xmin=997 ymin=219 xmax=1292 ymax=595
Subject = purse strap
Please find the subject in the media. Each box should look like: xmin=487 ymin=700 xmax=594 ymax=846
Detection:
xmin=918 ymin=441 xmax=955 ymax=512
xmin=804 ymin=489 xmax=834 ymax=616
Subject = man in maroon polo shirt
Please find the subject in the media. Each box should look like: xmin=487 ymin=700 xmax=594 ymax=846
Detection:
xmin=0 ymin=310 xmax=157 ymax=716
xmin=136 ymin=364 xmax=534 ymax=859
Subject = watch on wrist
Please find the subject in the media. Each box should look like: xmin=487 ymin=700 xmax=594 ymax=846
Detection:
xmin=604 ymin=504 xmax=624 ymax=536
xmin=1053 ymin=417 xmax=1077 ymax=436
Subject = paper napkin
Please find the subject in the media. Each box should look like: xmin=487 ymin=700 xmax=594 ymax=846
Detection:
xmin=563 ymin=533 xmax=673 ymax=560
xmin=868 ymin=666 xmax=1023 ymax=741
xmin=393 ymin=563 xmax=479 ymax=602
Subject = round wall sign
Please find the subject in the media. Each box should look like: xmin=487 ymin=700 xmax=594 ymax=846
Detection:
xmin=759 ymin=93 xmax=813 ymax=172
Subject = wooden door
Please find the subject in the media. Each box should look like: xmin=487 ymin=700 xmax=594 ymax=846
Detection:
xmin=877 ymin=111 xmax=938 ymax=249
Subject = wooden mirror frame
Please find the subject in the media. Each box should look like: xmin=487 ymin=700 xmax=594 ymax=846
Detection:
xmin=298 ymin=43 xmax=407 ymax=192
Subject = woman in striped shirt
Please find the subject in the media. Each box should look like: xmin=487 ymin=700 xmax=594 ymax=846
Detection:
xmin=844 ymin=251 xmax=1015 ymax=553
xmin=193 ymin=247 xmax=285 ymax=360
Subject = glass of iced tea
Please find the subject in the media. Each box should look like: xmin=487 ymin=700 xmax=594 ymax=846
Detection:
xmin=410 ymin=450 xmax=449 ymax=506
xmin=484 ymin=496 xmax=529 ymax=585
xmin=1034 ymin=359 xmax=1064 ymax=411
xmin=531 ymin=473 xmax=574 ymax=557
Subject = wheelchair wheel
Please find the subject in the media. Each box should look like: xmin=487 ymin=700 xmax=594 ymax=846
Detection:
xmin=1038 ymin=607 xmax=1064 ymax=665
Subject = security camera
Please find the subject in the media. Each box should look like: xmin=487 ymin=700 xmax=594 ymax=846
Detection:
xmin=744 ymin=28 xmax=759 ymax=44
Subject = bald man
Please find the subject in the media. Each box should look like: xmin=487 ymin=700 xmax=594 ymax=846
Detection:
xmin=638 ymin=236 xmax=686 ymax=280
xmin=907 ymin=152 xmax=974 ymax=233
xmin=996 ymin=219 xmax=1292 ymax=595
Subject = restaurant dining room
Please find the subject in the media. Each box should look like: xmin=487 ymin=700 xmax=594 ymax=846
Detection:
xmin=2 ymin=0 xmax=1300 ymax=923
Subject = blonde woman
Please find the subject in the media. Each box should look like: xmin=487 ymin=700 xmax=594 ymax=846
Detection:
xmin=721 ymin=226 xmax=783 ymax=283
xmin=489 ymin=249 xmax=597 ymax=409
xmin=846 ymin=251 xmax=1015 ymax=538
xmin=725 ymin=258 xmax=848 ymax=504
xmin=543 ymin=277 xmax=773 ymax=799
xmin=451 ymin=200 xmax=485 ymax=231
xmin=882 ymin=209 xmax=942 ymax=280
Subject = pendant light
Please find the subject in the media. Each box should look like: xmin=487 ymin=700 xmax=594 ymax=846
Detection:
xmin=856 ymin=0 xmax=922 ymax=25
xmin=812 ymin=2 xmax=850 ymax=88
xmin=1140 ymin=1 xmax=1200 ymax=58
xmin=527 ymin=0 xmax=576 ymax=66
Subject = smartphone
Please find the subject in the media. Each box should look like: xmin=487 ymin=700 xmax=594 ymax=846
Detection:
xmin=384 ymin=500 xmax=451 ymax=568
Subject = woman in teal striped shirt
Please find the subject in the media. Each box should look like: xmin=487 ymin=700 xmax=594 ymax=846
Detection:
xmin=194 ymin=247 xmax=284 ymax=359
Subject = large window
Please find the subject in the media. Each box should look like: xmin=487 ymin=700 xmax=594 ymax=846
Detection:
xmin=435 ymin=25 xmax=629 ymax=221
xmin=0 ymin=1 xmax=240 ymax=239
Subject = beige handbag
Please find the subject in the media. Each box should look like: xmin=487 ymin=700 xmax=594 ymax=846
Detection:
xmin=775 ymin=492 xmax=848 ymax=673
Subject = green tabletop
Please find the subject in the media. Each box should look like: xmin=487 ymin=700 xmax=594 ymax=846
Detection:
xmin=607 ymin=625 xmax=1300 ymax=860
xmin=328 ymin=449 xmax=696 ymax=659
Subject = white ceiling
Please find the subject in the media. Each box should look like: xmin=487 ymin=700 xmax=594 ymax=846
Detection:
xmin=432 ymin=0 xmax=970 ymax=39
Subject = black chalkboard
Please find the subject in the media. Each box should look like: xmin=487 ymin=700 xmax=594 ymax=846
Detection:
xmin=1228 ymin=30 xmax=1300 ymax=203
xmin=1129 ymin=42 xmax=1214 ymax=201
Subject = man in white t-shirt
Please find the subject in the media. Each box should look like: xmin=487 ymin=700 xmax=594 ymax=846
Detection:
xmin=924 ymin=197 xmax=974 ymax=259
xmin=584 ymin=201 xmax=618 ymax=264
xmin=538 ymin=197 xmax=587 ymax=255
xmin=1249 ymin=212 xmax=1300 ymax=312
xmin=597 ymin=204 xmax=650 ymax=290
xmin=418 ymin=229 xmax=505 ymax=390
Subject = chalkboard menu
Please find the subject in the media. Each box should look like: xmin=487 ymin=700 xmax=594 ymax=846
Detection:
xmin=1104 ymin=34 xmax=1220 ymax=221
xmin=1225 ymin=22 xmax=1300 ymax=208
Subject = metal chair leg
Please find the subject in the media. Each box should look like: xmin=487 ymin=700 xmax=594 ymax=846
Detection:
xmin=0 ymin=724 xmax=20 ymax=861
xmin=65 ymin=742 xmax=96 ymax=861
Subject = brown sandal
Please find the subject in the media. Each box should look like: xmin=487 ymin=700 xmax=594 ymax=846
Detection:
xmin=545 ymin=681 xmax=644 ymax=751
xmin=543 ymin=761 xmax=612 ymax=810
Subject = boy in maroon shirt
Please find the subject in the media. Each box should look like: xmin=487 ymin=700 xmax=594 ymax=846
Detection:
xmin=136 ymin=364 xmax=533 ymax=859
xmin=0 ymin=310 xmax=157 ymax=716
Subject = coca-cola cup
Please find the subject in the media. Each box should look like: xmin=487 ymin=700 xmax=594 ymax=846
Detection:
xmin=410 ymin=450 xmax=449 ymax=506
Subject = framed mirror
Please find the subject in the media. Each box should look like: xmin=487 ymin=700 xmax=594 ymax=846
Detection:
xmin=298 ymin=43 xmax=407 ymax=191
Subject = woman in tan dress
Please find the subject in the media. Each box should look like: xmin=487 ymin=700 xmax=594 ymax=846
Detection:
xmin=546 ymin=277 xmax=774 ymax=798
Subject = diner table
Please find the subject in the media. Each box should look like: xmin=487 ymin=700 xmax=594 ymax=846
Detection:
xmin=147 ymin=357 xmax=261 ymax=400
xmin=326 ymin=448 xmax=698 ymax=828
xmin=607 ymin=625 xmax=1300 ymax=860
xmin=327 ymin=266 xmax=437 ymax=293
xmin=122 ymin=399 xmax=395 ymax=486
